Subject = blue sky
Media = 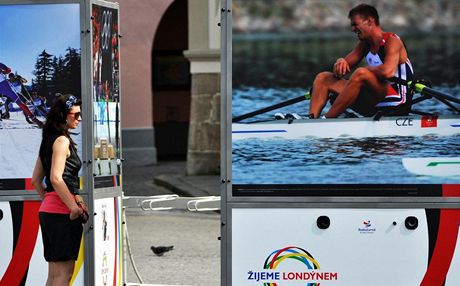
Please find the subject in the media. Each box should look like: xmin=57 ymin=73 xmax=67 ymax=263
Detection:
xmin=0 ymin=3 xmax=80 ymax=81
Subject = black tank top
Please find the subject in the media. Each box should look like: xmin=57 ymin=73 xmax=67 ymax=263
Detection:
xmin=39 ymin=134 xmax=82 ymax=194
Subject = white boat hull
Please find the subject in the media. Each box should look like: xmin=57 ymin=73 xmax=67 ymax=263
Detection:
xmin=232 ymin=115 xmax=460 ymax=140
xmin=402 ymin=157 xmax=460 ymax=177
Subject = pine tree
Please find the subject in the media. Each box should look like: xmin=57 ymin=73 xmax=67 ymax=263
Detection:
xmin=32 ymin=48 xmax=81 ymax=102
xmin=51 ymin=56 xmax=66 ymax=95
xmin=32 ymin=50 xmax=53 ymax=101
xmin=63 ymin=47 xmax=81 ymax=97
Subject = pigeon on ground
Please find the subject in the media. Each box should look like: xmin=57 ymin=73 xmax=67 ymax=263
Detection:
xmin=150 ymin=245 xmax=174 ymax=256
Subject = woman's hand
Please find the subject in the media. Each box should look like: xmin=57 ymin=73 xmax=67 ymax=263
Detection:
xmin=70 ymin=205 xmax=83 ymax=220
xmin=74 ymin=195 xmax=89 ymax=223
xmin=75 ymin=195 xmax=88 ymax=212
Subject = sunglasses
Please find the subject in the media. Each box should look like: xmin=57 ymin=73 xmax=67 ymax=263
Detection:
xmin=68 ymin=111 xmax=82 ymax=120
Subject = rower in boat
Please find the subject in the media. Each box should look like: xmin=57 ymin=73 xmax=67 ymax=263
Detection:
xmin=231 ymin=4 xmax=459 ymax=139
xmin=309 ymin=3 xmax=413 ymax=119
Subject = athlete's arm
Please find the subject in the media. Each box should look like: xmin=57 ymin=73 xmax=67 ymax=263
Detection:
xmin=367 ymin=36 xmax=401 ymax=79
xmin=50 ymin=136 xmax=82 ymax=220
xmin=31 ymin=157 xmax=46 ymax=199
xmin=333 ymin=41 xmax=367 ymax=78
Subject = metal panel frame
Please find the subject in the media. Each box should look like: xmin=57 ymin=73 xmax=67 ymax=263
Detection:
xmin=221 ymin=0 xmax=460 ymax=204
xmin=0 ymin=1 xmax=123 ymax=285
xmin=0 ymin=0 xmax=90 ymax=197
xmin=88 ymin=1 xmax=122 ymax=286
xmin=89 ymin=0 xmax=122 ymax=199
xmin=220 ymin=0 xmax=232 ymax=285
xmin=0 ymin=1 xmax=91 ymax=285
xmin=220 ymin=0 xmax=460 ymax=285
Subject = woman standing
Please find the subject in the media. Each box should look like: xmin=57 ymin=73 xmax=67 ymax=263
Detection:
xmin=32 ymin=94 xmax=87 ymax=285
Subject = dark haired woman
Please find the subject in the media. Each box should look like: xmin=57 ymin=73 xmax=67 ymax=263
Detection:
xmin=31 ymin=94 xmax=86 ymax=285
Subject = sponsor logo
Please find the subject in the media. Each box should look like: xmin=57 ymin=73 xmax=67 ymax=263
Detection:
xmin=358 ymin=220 xmax=376 ymax=234
xmin=396 ymin=117 xmax=413 ymax=126
xmin=421 ymin=115 xmax=438 ymax=128
xmin=247 ymin=246 xmax=339 ymax=284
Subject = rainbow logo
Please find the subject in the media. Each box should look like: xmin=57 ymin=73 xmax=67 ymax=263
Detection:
xmin=263 ymin=246 xmax=320 ymax=286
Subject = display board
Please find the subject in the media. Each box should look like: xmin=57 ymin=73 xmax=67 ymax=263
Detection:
xmin=222 ymin=2 xmax=460 ymax=286
xmin=93 ymin=197 xmax=122 ymax=286
xmin=90 ymin=2 xmax=123 ymax=286
xmin=0 ymin=200 xmax=85 ymax=285
xmin=0 ymin=2 xmax=82 ymax=191
xmin=91 ymin=3 xmax=122 ymax=181
xmin=230 ymin=0 xmax=460 ymax=197
xmin=232 ymin=207 xmax=460 ymax=286
xmin=0 ymin=1 xmax=124 ymax=285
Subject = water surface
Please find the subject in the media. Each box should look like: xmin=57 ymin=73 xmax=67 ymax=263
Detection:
xmin=232 ymin=87 xmax=460 ymax=184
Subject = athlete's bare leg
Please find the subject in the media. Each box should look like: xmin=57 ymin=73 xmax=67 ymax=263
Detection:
xmin=325 ymin=67 xmax=387 ymax=118
xmin=309 ymin=71 xmax=347 ymax=118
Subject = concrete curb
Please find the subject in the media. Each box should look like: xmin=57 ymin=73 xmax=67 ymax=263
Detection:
xmin=153 ymin=174 xmax=220 ymax=197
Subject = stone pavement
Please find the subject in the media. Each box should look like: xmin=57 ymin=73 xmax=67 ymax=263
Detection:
xmin=122 ymin=161 xmax=222 ymax=285
xmin=122 ymin=161 xmax=221 ymax=198
xmin=124 ymin=210 xmax=221 ymax=286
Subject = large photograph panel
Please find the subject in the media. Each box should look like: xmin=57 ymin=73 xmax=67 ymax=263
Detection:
xmin=0 ymin=3 xmax=81 ymax=183
xmin=231 ymin=1 xmax=460 ymax=191
xmin=92 ymin=4 xmax=121 ymax=178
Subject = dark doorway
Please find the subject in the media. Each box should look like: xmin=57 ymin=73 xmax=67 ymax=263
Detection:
xmin=152 ymin=0 xmax=190 ymax=160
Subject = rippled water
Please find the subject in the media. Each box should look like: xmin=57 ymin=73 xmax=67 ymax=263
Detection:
xmin=232 ymin=87 xmax=460 ymax=184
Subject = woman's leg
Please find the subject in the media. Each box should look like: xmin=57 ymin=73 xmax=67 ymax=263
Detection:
xmin=48 ymin=260 xmax=75 ymax=286
xmin=46 ymin=262 xmax=52 ymax=286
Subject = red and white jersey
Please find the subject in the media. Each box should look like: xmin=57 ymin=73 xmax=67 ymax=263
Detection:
xmin=365 ymin=32 xmax=414 ymax=107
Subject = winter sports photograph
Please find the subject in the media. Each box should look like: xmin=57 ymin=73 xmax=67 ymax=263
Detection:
xmin=0 ymin=3 xmax=81 ymax=180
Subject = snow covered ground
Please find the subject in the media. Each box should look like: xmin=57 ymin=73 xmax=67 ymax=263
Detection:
xmin=0 ymin=112 xmax=82 ymax=179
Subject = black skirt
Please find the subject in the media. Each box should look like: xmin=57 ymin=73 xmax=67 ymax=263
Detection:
xmin=39 ymin=212 xmax=83 ymax=262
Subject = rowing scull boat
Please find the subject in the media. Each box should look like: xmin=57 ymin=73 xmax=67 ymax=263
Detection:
xmin=402 ymin=157 xmax=460 ymax=177
xmin=232 ymin=115 xmax=460 ymax=140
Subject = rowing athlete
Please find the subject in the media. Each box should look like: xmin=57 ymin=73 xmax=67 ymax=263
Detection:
xmin=309 ymin=3 xmax=414 ymax=118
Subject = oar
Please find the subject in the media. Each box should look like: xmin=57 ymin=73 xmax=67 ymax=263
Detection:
xmin=232 ymin=91 xmax=311 ymax=123
xmin=391 ymin=78 xmax=460 ymax=105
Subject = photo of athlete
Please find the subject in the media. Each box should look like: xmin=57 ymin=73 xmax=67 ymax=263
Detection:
xmin=0 ymin=62 xmax=44 ymax=127
xmin=0 ymin=3 xmax=81 ymax=180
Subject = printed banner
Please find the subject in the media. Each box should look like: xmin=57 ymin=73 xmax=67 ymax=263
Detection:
xmin=92 ymin=4 xmax=122 ymax=178
xmin=232 ymin=208 xmax=460 ymax=286
xmin=0 ymin=201 xmax=84 ymax=286
xmin=0 ymin=3 xmax=82 ymax=184
xmin=93 ymin=197 xmax=123 ymax=286
xmin=230 ymin=1 xmax=460 ymax=193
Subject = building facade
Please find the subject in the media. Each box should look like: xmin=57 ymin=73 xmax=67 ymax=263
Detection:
xmin=118 ymin=0 xmax=221 ymax=174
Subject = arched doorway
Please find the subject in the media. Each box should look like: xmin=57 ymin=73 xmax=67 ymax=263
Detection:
xmin=152 ymin=0 xmax=190 ymax=160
